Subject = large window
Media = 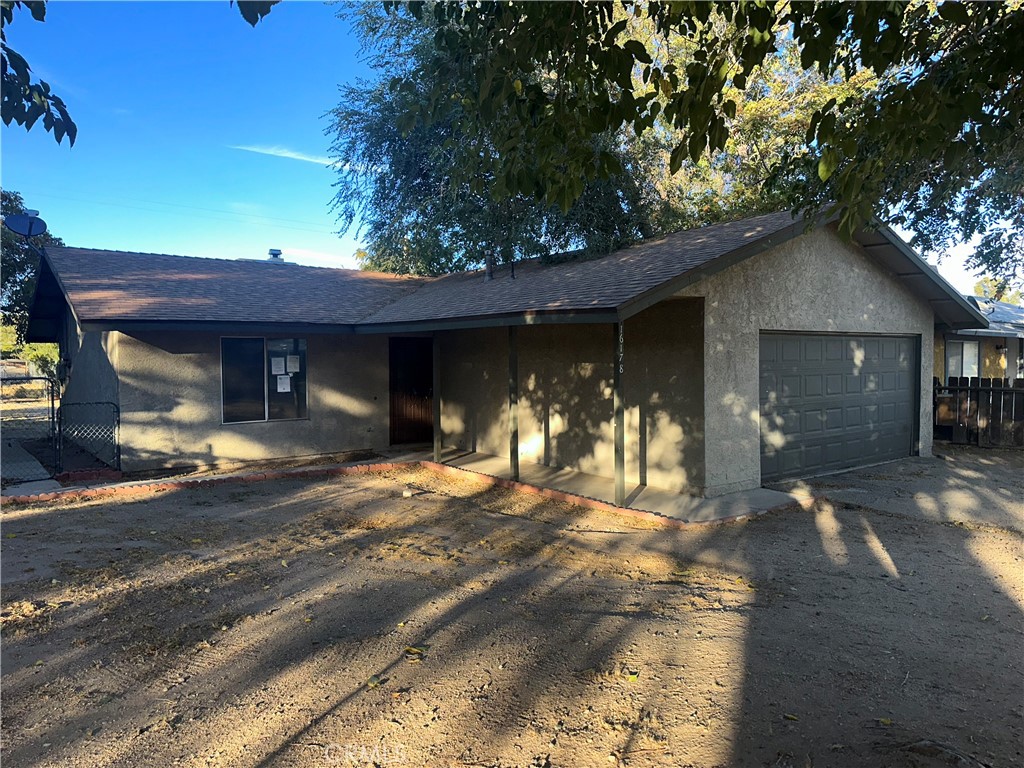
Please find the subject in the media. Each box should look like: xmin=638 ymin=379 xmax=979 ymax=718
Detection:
xmin=221 ymin=337 xmax=308 ymax=423
xmin=945 ymin=339 xmax=979 ymax=381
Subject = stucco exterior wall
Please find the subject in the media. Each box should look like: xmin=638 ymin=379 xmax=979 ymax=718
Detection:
xmin=678 ymin=226 xmax=935 ymax=496
xmin=61 ymin=311 xmax=119 ymax=406
xmin=981 ymin=337 xmax=1010 ymax=379
xmin=116 ymin=331 xmax=390 ymax=472
xmin=934 ymin=333 xmax=1015 ymax=381
xmin=440 ymin=299 xmax=705 ymax=493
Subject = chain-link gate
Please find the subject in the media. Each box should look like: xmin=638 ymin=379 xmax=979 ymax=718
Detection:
xmin=0 ymin=376 xmax=59 ymax=481
xmin=58 ymin=401 xmax=120 ymax=473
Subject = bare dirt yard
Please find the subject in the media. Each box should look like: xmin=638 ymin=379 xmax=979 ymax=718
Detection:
xmin=2 ymin=458 xmax=1022 ymax=768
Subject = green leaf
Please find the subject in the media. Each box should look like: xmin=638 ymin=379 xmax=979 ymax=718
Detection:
xmin=669 ymin=141 xmax=687 ymax=174
xmin=818 ymin=148 xmax=839 ymax=182
xmin=623 ymin=39 xmax=652 ymax=64
xmin=937 ymin=2 xmax=969 ymax=25
xmin=233 ymin=1 xmax=279 ymax=27
xmin=602 ymin=18 xmax=628 ymax=47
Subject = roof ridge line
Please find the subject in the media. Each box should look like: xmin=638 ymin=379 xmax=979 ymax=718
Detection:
xmin=44 ymin=245 xmax=426 ymax=281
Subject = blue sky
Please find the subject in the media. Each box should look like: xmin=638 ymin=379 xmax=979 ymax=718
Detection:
xmin=2 ymin=0 xmax=369 ymax=269
xmin=0 ymin=1 xmax=984 ymax=291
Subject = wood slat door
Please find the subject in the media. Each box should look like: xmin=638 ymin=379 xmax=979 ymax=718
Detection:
xmin=389 ymin=337 xmax=433 ymax=445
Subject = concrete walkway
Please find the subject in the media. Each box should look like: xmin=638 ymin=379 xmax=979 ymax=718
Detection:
xmin=436 ymin=449 xmax=809 ymax=524
xmin=769 ymin=446 xmax=1024 ymax=532
xmin=0 ymin=438 xmax=60 ymax=494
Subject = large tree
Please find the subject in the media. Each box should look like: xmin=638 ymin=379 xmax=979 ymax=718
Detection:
xmin=1 ymin=189 xmax=63 ymax=341
xmin=330 ymin=5 xmax=877 ymax=274
xmin=382 ymin=1 xmax=1022 ymax=287
xmin=329 ymin=5 xmax=652 ymax=274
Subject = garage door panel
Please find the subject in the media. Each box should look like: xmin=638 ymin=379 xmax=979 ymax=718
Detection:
xmin=825 ymin=338 xmax=845 ymax=361
xmin=803 ymin=409 xmax=824 ymax=433
xmin=803 ymin=338 xmax=823 ymax=361
xmin=780 ymin=374 xmax=801 ymax=397
xmin=825 ymin=407 xmax=843 ymax=431
xmin=760 ymin=333 xmax=916 ymax=481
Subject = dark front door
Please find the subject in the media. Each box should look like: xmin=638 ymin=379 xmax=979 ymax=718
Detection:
xmin=389 ymin=337 xmax=433 ymax=445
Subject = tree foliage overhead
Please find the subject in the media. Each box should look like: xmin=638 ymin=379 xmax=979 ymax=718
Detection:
xmin=1 ymin=189 xmax=64 ymax=341
xmin=1 ymin=0 xmax=76 ymax=145
xmin=384 ymin=0 xmax=1022 ymax=287
xmin=328 ymin=5 xmax=653 ymax=275
xmin=330 ymin=4 xmax=877 ymax=275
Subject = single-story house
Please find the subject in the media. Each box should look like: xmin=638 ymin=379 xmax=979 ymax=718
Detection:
xmin=25 ymin=211 xmax=987 ymax=501
xmin=934 ymin=296 xmax=1024 ymax=383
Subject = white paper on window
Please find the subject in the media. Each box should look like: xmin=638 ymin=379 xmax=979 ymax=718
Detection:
xmin=286 ymin=355 xmax=300 ymax=373
xmin=277 ymin=375 xmax=291 ymax=393
xmin=270 ymin=357 xmax=286 ymax=375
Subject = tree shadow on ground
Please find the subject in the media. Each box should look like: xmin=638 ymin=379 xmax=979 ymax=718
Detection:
xmin=1 ymin=463 xmax=1020 ymax=768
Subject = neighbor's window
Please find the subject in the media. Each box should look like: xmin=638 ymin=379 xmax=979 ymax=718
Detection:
xmin=221 ymin=337 xmax=308 ymax=423
xmin=945 ymin=339 xmax=979 ymax=381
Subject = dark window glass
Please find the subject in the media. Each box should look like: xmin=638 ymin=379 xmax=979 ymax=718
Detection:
xmin=266 ymin=338 xmax=307 ymax=420
xmin=221 ymin=338 xmax=266 ymax=423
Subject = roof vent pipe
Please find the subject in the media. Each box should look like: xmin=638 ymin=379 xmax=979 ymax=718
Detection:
xmin=268 ymin=248 xmax=284 ymax=263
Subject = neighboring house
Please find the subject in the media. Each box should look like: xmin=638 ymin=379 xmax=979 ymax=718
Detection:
xmin=934 ymin=297 xmax=1024 ymax=383
xmin=25 ymin=211 xmax=986 ymax=500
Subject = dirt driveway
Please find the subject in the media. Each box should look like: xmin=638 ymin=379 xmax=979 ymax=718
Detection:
xmin=2 ymin=460 xmax=1022 ymax=768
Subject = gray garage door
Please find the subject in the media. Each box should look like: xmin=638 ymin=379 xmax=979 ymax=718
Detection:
xmin=759 ymin=333 xmax=917 ymax=482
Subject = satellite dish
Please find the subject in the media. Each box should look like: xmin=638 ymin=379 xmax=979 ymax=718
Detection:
xmin=2 ymin=213 xmax=48 ymax=238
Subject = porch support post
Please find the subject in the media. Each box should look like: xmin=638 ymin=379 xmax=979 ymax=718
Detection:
xmin=613 ymin=321 xmax=625 ymax=506
xmin=432 ymin=332 xmax=442 ymax=463
xmin=509 ymin=326 xmax=520 ymax=481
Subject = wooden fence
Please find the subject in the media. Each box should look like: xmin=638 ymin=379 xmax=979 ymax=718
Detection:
xmin=933 ymin=377 xmax=1024 ymax=448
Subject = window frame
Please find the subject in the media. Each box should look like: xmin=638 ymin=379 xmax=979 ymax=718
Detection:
xmin=944 ymin=338 xmax=980 ymax=381
xmin=220 ymin=336 xmax=309 ymax=425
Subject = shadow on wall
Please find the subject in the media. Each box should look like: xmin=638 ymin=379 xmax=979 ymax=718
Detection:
xmin=759 ymin=335 xmax=920 ymax=483
xmin=440 ymin=298 xmax=706 ymax=495
xmin=115 ymin=332 xmax=387 ymax=472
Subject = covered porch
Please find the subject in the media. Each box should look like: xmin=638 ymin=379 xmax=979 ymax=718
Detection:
xmin=428 ymin=300 xmax=707 ymax=509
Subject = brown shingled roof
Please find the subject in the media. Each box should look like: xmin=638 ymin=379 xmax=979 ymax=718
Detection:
xmin=358 ymin=210 xmax=800 ymax=325
xmin=43 ymin=248 xmax=426 ymax=326
xmin=36 ymin=211 xmax=803 ymax=331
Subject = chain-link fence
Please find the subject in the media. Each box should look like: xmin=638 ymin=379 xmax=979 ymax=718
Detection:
xmin=58 ymin=401 xmax=120 ymax=472
xmin=1 ymin=377 xmax=59 ymax=479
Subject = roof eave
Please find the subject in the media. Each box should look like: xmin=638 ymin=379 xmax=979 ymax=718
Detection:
xmin=616 ymin=216 xmax=812 ymax=320
xmin=862 ymin=222 xmax=989 ymax=331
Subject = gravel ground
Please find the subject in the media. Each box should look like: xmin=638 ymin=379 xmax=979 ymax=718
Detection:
xmin=2 ymin=462 xmax=1021 ymax=768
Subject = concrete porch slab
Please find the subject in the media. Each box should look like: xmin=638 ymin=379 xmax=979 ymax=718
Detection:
xmin=437 ymin=449 xmax=810 ymax=524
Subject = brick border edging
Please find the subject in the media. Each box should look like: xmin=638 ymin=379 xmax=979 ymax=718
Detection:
xmin=419 ymin=461 xmax=815 ymax=529
xmin=1 ymin=459 xmax=816 ymax=529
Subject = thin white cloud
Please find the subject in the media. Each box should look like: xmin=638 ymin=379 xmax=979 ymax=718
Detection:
xmin=229 ymin=144 xmax=336 ymax=167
